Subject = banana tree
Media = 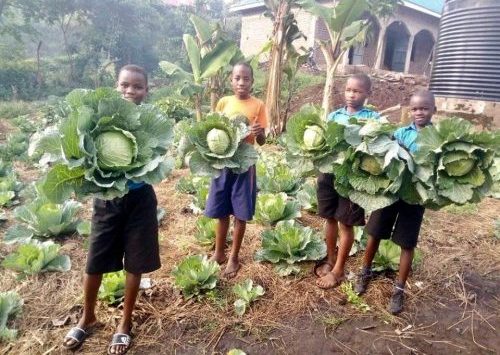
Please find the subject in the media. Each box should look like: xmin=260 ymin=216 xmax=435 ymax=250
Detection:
xmin=159 ymin=15 xmax=242 ymax=120
xmin=264 ymin=0 xmax=306 ymax=136
xmin=296 ymin=0 xmax=398 ymax=117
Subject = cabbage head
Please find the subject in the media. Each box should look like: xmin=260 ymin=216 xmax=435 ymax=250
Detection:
xmin=254 ymin=192 xmax=301 ymax=226
xmin=206 ymin=128 xmax=230 ymax=154
xmin=412 ymin=118 xmax=500 ymax=208
xmin=333 ymin=121 xmax=414 ymax=212
xmin=256 ymin=152 xmax=303 ymax=195
xmin=187 ymin=113 xmax=258 ymax=178
xmin=282 ymin=105 xmax=347 ymax=175
xmin=172 ymin=255 xmax=220 ymax=299
xmin=255 ymin=220 xmax=326 ymax=276
xmin=3 ymin=186 xmax=82 ymax=244
xmin=29 ymin=88 xmax=175 ymax=202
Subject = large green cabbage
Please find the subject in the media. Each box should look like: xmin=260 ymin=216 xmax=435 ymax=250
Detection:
xmin=29 ymin=88 xmax=175 ymax=202
xmin=254 ymin=220 xmax=326 ymax=276
xmin=410 ymin=118 xmax=500 ymax=208
xmin=254 ymin=192 xmax=301 ymax=226
xmin=256 ymin=151 xmax=303 ymax=195
xmin=3 ymin=185 xmax=83 ymax=244
xmin=333 ymin=121 xmax=415 ymax=211
xmin=282 ymin=105 xmax=348 ymax=175
xmin=187 ymin=113 xmax=258 ymax=178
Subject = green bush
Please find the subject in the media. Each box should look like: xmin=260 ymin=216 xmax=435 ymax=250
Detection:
xmin=0 ymin=61 xmax=38 ymax=101
xmin=0 ymin=101 xmax=37 ymax=120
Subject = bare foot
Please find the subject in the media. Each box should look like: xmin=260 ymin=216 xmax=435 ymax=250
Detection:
xmin=108 ymin=321 xmax=132 ymax=355
xmin=223 ymin=258 xmax=240 ymax=278
xmin=316 ymin=271 xmax=345 ymax=289
xmin=210 ymin=253 xmax=227 ymax=265
xmin=62 ymin=315 xmax=98 ymax=348
xmin=314 ymin=262 xmax=334 ymax=277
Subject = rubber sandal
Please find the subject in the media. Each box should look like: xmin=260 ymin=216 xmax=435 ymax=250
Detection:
xmin=107 ymin=333 xmax=132 ymax=355
xmin=62 ymin=327 xmax=88 ymax=350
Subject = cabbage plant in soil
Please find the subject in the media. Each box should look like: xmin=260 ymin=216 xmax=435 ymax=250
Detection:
xmin=409 ymin=118 xmax=500 ymax=208
xmin=0 ymin=291 xmax=23 ymax=341
xmin=333 ymin=121 xmax=416 ymax=211
xmin=172 ymin=255 xmax=220 ymax=299
xmin=0 ymin=160 xmax=21 ymax=207
xmin=3 ymin=188 xmax=83 ymax=244
xmin=254 ymin=192 xmax=301 ymax=226
xmin=187 ymin=113 xmax=258 ymax=178
xmin=256 ymin=152 xmax=303 ymax=195
xmin=296 ymin=179 xmax=317 ymax=213
xmin=255 ymin=220 xmax=326 ymax=276
xmin=282 ymin=105 xmax=348 ymax=175
xmin=29 ymin=88 xmax=175 ymax=202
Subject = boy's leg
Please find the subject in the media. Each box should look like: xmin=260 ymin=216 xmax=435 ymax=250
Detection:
xmin=109 ymin=272 xmax=141 ymax=355
xmin=224 ymin=217 xmax=246 ymax=278
xmin=210 ymin=216 xmax=230 ymax=264
xmin=388 ymin=247 xmax=414 ymax=314
xmin=317 ymin=222 xmax=353 ymax=288
xmin=63 ymin=273 xmax=102 ymax=347
xmin=354 ymin=236 xmax=380 ymax=294
xmin=315 ymin=217 xmax=338 ymax=277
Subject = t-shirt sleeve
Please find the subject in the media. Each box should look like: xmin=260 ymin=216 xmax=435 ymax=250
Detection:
xmin=257 ymin=101 xmax=268 ymax=128
xmin=215 ymin=97 xmax=225 ymax=113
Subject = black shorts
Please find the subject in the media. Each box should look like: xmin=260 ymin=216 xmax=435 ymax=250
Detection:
xmin=316 ymin=173 xmax=365 ymax=226
xmin=86 ymin=184 xmax=161 ymax=274
xmin=366 ymin=200 xmax=425 ymax=249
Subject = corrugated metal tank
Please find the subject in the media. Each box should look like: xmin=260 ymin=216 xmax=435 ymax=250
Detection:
xmin=429 ymin=0 xmax=500 ymax=102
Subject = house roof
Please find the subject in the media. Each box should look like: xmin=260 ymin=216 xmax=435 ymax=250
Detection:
xmin=230 ymin=0 xmax=444 ymax=17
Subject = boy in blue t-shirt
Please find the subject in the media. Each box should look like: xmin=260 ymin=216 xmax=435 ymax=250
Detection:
xmin=315 ymin=73 xmax=380 ymax=289
xmin=354 ymin=90 xmax=436 ymax=314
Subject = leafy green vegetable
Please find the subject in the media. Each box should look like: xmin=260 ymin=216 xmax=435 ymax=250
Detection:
xmin=76 ymin=220 xmax=91 ymax=236
xmin=227 ymin=350 xmax=247 ymax=355
xmin=411 ymin=118 xmax=499 ymax=208
xmin=373 ymin=240 xmax=421 ymax=272
xmin=339 ymin=282 xmax=370 ymax=312
xmin=3 ymin=187 xmax=81 ymax=244
xmin=98 ymin=271 xmax=125 ymax=305
xmin=29 ymin=88 xmax=175 ymax=202
xmin=175 ymin=175 xmax=210 ymax=195
xmin=333 ymin=120 xmax=415 ymax=211
xmin=0 ymin=291 xmax=23 ymax=341
xmin=254 ymin=192 xmax=301 ymax=226
xmin=255 ymin=220 xmax=326 ymax=276
xmin=296 ymin=179 xmax=317 ymax=213
xmin=154 ymin=97 xmax=193 ymax=122
xmin=187 ymin=113 xmax=258 ymax=178
xmin=282 ymin=105 xmax=349 ymax=175
xmin=256 ymin=152 xmax=303 ymax=195
xmin=194 ymin=216 xmax=217 ymax=248
xmin=233 ymin=279 xmax=265 ymax=316
xmin=191 ymin=182 xmax=209 ymax=213
xmin=172 ymin=255 xmax=220 ymax=299
xmin=0 ymin=160 xmax=21 ymax=207
xmin=2 ymin=240 xmax=71 ymax=277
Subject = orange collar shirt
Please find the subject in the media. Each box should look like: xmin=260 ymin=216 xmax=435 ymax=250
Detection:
xmin=215 ymin=95 xmax=268 ymax=144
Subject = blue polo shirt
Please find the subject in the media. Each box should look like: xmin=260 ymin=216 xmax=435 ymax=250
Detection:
xmin=327 ymin=106 xmax=380 ymax=125
xmin=393 ymin=122 xmax=432 ymax=153
xmin=127 ymin=181 xmax=145 ymax=190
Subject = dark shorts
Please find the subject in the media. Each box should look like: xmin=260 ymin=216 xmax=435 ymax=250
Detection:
xmin=316 ymin=173 xmax=365 ymax=226
xmin=366 ymin=199 xmax=425 ymax=249
xmin=205 ymin=166 xmax=257 ymax=221
xmin=86 ymin=184 xmax=161 ymax=274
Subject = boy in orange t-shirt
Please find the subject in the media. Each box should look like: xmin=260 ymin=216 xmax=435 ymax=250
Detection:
xmin=205 ymin=62 xmax=267 ymax=277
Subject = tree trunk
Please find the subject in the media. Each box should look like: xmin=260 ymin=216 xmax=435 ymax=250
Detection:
xmin=265 ymin=0 xmax=290 ymax=137
xmin=36 ymin=41 xmax=43 ymax=89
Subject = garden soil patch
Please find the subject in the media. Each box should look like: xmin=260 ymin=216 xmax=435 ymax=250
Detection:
xmin=1 ymin=162 xmax=498 ymax=355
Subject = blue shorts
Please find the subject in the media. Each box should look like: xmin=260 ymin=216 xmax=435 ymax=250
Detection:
xmin=205 ymin=166 xmax=257 ymax=221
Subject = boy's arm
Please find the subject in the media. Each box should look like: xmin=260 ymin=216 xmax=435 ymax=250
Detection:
xmin=253 ymin=102 xmax=267 ymax=146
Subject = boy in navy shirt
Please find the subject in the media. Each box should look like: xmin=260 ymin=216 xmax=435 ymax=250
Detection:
xmin=354 ymin=90 xmax=436 ymax=314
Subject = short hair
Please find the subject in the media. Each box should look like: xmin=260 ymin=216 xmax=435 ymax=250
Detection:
xmin=348 ymin=73 xmax=372 ymax=91
xmin=119 ymin=64 xmax=148 ymax=85
xmin=411 ymin=89 xmax=435 ymax=105
xmin=233 ymin=62 xmax=254 ymax=79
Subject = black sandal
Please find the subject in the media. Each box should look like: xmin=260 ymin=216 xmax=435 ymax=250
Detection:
xmin=107 ymin=332 xmax=132 ymax=355
xmin=62 ymin=327 xmax=89 ymax=350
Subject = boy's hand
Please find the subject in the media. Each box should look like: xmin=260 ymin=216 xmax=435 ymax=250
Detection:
xmin=251 ymin=122 xmax=266 ymax=145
